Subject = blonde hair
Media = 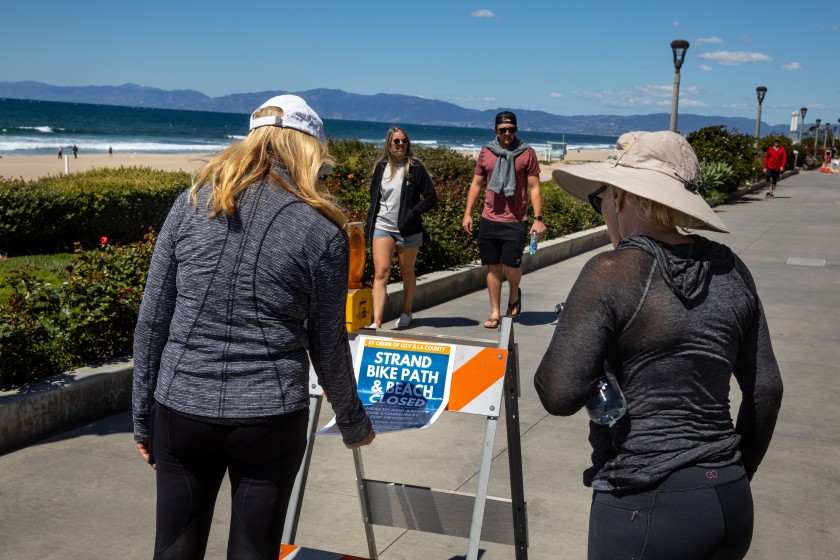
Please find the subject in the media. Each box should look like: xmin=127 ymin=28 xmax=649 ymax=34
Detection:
xmin=191 ymin=106 xmax=344 ymax=227
xmin=620 ymin=189 xmax=697 ymax=231
xmin=379 ymin=127 xmax=414 ymax=179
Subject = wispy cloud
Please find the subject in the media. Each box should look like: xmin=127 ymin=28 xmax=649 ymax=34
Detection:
xmin=698 ymin=64 xmax=713 ymax=72
xmin=470 ymin=9 xmax=496 ymax=18
xmin=549 ymin=92 xmax=563 ymax=98
xmin=673 ymin=21 xmax=680 ymax=27
xmin=782 ymin=62 xmax=801 ymax=71
xmin=695 ymin=36 xmax=724 ymax=45
xmin=678 ymin=99 xmax=709 ymax=108
xmin=452 ymin=95 xmax=497 ymax=103
xmin=699 ymin=51 xmax=772 ymax=65
xmin=741 ymin=36 xmax=752 ymax=44
xmin=575 ymin=84 xmax=706 ymax=109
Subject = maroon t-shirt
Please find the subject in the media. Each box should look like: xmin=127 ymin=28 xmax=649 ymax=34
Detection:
xmin=474 ymin=146 xmax=541 ymax=222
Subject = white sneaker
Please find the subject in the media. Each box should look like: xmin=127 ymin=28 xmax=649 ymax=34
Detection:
xmin=366 ymin=322 xmax=380 ymax=330
xmin=394 ymin=313 xmax=412 ymax=328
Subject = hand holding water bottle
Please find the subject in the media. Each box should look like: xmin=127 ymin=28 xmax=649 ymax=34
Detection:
xmin=529 ymin=231 xmax=539 ymax=255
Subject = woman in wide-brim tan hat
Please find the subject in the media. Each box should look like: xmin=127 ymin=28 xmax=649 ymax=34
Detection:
xmin=535 ymin=131 xmax=783 ymax=559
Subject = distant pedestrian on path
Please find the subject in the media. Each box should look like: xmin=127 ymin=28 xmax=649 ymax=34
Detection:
xmin=72 ymin=145 xmax=78 ymax=159
xmin=108 ymin=146 xmax=113 ymax=157
xmin=57 ymin=146 xmax=62 ymax=158
xmin=763 ymin=137 xmax=786 ymax=198
xmin=462 ymin=111 xmax=545 ymax=329
xmin=364 ymin=127 xmax=437 ymax=330
xmin=132 ymin=94 xmax=374 ymax=560
xmin=537 ymin=131 xmax=783 ymax=560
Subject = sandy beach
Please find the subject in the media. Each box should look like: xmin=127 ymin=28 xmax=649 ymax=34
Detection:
xmin=0 ymin=153 xmax=212 ymax=182
xmin=0 ymin=149 xmax=611 ymax=183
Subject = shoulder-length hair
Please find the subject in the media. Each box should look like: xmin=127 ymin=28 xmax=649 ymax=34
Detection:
xmin=190 ymin=106 xmax=344 ymax=227
xmin=378 ymin=127 xmax=415 ymax=179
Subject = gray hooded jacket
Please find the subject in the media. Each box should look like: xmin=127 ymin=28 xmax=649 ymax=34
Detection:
xmin=535 ymin=235 xmax=783 ymax=490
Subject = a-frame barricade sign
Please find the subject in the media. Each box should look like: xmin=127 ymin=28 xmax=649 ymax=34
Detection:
xmin=282 ymin=317 xmax=527 ymax=559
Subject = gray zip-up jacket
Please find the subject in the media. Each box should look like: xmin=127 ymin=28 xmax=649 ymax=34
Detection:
xmin=132 ymin=177 xmax=372 ymax=446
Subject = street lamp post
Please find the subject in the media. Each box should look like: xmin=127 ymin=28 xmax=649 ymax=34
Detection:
xmin=799 ymin=107 xmax=807 ymax=143
xmin=815 ymin=118 xmax=821 ymax=156
xmin=669 ymin=40 xmax=689 ymax=133
xmin=824 ymin=123 xmax=831 ymax=153
xmin=754 ymin=86 xmax=767 ymax=152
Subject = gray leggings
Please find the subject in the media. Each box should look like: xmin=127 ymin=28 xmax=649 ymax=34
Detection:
xmin=588 ymin=464 xmax=753 ymax=560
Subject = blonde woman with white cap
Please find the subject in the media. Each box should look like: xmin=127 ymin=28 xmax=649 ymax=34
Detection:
xmin=535 ymin=131 xmax=783 ymax=559
xmin=132 ymin=95 xmax=374 ymax=559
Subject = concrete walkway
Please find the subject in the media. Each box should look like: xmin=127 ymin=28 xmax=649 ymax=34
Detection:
xmin=1 ymin=170 xmax=838 ymax=559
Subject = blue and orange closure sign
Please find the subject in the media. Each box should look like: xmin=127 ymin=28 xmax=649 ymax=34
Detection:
xmin=316 ymin=337 xmax=510 ymax=434
xmin=353 ymin=337 xmax=455 ymax=432
xmin=318 ymin=337 xmax=455 ymax=434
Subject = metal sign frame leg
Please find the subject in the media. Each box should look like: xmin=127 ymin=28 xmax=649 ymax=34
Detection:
xmin=500 ymin=318 xmax=529 ymax=558
xmin=353 ymin=447 xmax=378 ymax=559
xmin=466 ymin=415 xmax=500 ymax=560
xmin=282 ymin=394 xmax=323 ymax=544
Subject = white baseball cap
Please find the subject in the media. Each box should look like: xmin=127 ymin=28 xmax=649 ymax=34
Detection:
xmin=249 ymin=95 xmax=325 ymax=142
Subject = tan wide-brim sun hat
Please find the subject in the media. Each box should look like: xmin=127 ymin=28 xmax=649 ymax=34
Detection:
xmin=552 ymin=131 xmax=729 ymax=233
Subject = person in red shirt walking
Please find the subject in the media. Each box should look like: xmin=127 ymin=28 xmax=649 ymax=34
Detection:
xmin=763 ymin=138 xmax=787 ymax=198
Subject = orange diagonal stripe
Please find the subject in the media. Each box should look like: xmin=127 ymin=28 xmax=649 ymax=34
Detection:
xmin=448 ymin=348 xmax=507 ymax=411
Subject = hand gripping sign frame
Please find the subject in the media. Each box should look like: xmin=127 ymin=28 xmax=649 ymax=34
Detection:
xmin=281 ymin=317 xmax=527 ymax=559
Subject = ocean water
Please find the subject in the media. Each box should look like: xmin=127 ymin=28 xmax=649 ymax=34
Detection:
xmin=0 ymin=98 xmax=618 ymax=158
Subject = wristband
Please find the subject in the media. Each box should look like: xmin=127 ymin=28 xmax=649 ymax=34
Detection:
xmin=534 ymin=216 xmax=543 ymax=221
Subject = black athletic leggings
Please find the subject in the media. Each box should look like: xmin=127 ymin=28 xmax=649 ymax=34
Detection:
xmin=151 ymin=404 xmax=308 ymax=560
xmin=588 ymin=463 xmax=753 ymax=560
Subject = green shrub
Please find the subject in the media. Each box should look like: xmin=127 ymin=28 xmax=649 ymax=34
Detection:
xmin=696 ymin=160 xmax=734 ymax=203
xmin=540 ymin=182 xmax=604 ymax=236
xmin=0 ymin=253 xmax=73 ymax=304
xmin=0 ymin=167 xmax=188 ymax=256
xmin=687 ymin=126 xmax=760 ymax=190
xmin=0 ymin=231 xmax=155 ymax=389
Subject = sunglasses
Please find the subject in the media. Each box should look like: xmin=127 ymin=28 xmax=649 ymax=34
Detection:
xmin=497 ymin=127 xmax=517 ymax=135
xmin=392 ymin=138 xmax=409 ymax=145
xmin=587 ymin=185 xmax=608 ymax=215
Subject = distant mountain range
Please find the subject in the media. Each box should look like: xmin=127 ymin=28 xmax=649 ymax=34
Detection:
xmin=0 ymin=81 xmax=790 ymax=137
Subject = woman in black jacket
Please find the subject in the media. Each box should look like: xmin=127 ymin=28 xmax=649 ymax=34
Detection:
xmin=364 ymin=127 xmax=437 ymax=329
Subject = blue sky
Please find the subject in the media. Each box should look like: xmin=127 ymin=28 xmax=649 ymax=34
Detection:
xmin=4 ymin=1 xmax=838 ymax=129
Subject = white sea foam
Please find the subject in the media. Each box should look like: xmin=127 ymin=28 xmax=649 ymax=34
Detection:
xmin=19 ymin=126 xmax=55 ymax=133
xmin=0 ymin=138 xmax=229 ymax=154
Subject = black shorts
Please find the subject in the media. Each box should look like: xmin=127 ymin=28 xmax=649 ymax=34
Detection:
xmin=765 ymin=169 xmax=780 ymax=184
xmin=477 ymin=218 xmax=527 ymax=268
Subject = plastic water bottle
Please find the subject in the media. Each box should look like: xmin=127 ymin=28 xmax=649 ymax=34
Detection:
xmin=529 ymin=231 xmax=539 ymax=255
xmin=586 ymin=373 xmax=627 ymax=427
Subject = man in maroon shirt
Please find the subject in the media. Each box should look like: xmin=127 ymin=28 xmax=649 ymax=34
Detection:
xmin=763 ymin=138 xmax=787 ymax=198
xmin=462 ymin=111 xmax=546 ymax=329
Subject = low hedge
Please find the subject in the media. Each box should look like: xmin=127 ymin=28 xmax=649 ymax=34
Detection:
xmin=0 ymin=143 xmax=602 ymax=388
xmin=0 ymin=167 xmax=190 ymax=256
xmin=1 ymin=231 xmax=155 ymax=389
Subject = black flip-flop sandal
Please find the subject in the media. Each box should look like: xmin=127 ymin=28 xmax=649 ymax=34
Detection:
xmin=506 ymin=288 xmax=522 ymax=317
